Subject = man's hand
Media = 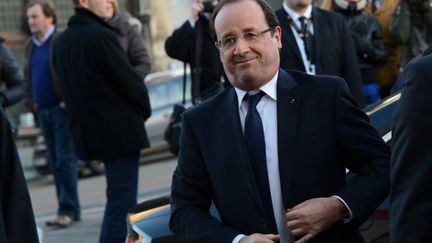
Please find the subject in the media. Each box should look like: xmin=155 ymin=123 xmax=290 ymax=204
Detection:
xmin=190 ymin=0 xmax=204 ymax=23
xmin=286 ymin=197 xmax=348 ymax=243
xmin=239 ymin=233 xmax=280 ymax=243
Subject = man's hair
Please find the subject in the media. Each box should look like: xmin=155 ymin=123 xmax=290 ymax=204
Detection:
xmin=209 ymin=0 xmax=279 ymax=40
xmin=26 ymin=0 xmax=58 ymax=25
xmin=72 ymin=0 xmax=80 ymax=6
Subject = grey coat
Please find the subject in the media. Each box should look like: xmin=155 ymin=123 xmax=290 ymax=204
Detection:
xmin=108 ymin=12 xmax=151 ymax=78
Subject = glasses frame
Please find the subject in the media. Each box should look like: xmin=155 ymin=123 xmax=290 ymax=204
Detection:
xmin=215 ymin=27 xmax=276 ymax=50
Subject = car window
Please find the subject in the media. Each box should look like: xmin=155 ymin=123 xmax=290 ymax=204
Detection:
xmin=147 ymin=76 xmax=191 ymax=112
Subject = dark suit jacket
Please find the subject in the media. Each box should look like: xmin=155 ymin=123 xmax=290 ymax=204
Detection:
xmin=53 ymin=8 xmax=151 ymax=161
xmin=276 ymin=7 xmax=365 ymax=108
xmin=389 ymin=53 xmax=432 ymax=243
xmin=0 ymin=108 xmax=39 ymax=243
xmin=170 ymin=69 xmax=390 ymax=243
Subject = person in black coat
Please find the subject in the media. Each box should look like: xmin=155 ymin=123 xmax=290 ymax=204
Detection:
xmin=389 ymin=45 xmax=432 ymax=243
xmin=0 ymin=107 xmax=39 ymax=243
xmin=165 ymin=0 xmax=226 ymax=103
xmin=276 ymin=0 xmax=365 ymax=107
xmin=53 ymin=1 xmax=151 ymax=242
xmin=333 ymin=0 xmax=388 ymax=105
xmin=0 ymin=37 xmax=26 ymax=108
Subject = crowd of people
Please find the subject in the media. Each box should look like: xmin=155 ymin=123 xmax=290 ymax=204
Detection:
xmin=0 ymin=0 xmax=431 ymax=242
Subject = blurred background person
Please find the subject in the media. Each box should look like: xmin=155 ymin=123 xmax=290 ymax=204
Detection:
xmin=25 ymin=0 xmax=81 ymax=228
xmin=107 ymin=0 xmax=151 ymax=78
xmin=0 ymin=106 xmax=39 ymax=243
xmin=53 ymin=0 xmax=152 ymax=241
xmin=390 ymin=0 xmax=432 ymax=69
xmin=165 ymin=0 xmax=226 ymax=104
xmin=0 ymin=36 xmax=26 ymax=110
xmin=364 ymin=0 xmax=402 ymax=98
xmin=276 ymin=0 xmax=366 ymax=107
xmin=322 ymin=0 xmax=388 ymax=105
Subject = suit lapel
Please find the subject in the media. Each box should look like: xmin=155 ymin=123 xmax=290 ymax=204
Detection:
xmin=277 ymin=9 xmax=303 ymax=65
xmin=276 ymin=70 xmax=301 ymax=208
xmin=312 ymin=7 xmax=323 ymax=72
xmin=220 ymin=89 xmax=267 ymax=216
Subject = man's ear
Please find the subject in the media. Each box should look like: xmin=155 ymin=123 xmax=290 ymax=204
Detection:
xmin=274 ymin=26 xmax=282 ymax=49
xmin=78 ymin=0 xmax=89 ymax=8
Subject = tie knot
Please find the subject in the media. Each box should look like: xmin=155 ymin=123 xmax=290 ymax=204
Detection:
xmin=298 ymin=16 xmax=308 ymax=31
xmin=245 ymin=91 xmax=265 ymax=110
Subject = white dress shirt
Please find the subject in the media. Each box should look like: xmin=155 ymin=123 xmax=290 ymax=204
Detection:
xmin=32 ymin=25 xmax=55 ymax=46
xmin=282 ymin=3 xmax=315 ymax=75
xmin=232 ymin=71 xmax=293 ymax=243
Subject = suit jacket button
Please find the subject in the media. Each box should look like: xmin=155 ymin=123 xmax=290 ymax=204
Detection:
xmin=260 ymin=219 xmax=268 ymax=228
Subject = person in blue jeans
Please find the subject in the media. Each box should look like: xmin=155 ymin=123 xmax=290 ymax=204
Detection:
xmin=25 ymin=0 xmax=80 ymax=227
xmin=52 ymin=0 xmax=152 ymax=242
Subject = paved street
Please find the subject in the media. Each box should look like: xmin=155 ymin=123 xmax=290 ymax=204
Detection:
xmin=21 ymin=144 xmax=177 ymax=243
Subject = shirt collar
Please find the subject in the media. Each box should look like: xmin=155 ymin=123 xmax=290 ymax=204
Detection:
xmin=235 ymin=70 xmax=279 ymax=109
xmin=283 ymin=2 xmax=312 ymax=20
xmin=32 ymin=25 xmax=55 ymax=46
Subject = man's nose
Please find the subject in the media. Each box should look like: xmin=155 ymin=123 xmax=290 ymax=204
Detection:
xmin=233 ymin=38 xmax=250 ymax=55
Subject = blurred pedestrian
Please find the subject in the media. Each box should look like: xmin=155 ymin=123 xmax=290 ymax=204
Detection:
xmin=389 ymin=45 xmax=432 ymax=243
xmin=169 ymin=0 xmax=390 ymax=242
xmin=0 ymin=104 xmax=39 ymax=243
xmin=165 ymin=0 xmax=226 ymax=104
xmin=276 ymin=0 xmax=366 ymax=107
xmin=107 ymin=0 xmax=151 ymax=78
xmin=0 ymin=36 xmax=26 ymax=109
xmin=365 ymin=0 xmax=401 ymax=98
xmin=391 ymin=0 xmax=432 ymax=68
xmin=326 ymin=0 xmax=388 ymax=105
xmin=53 ymin=0 xmax=151 ymax=242
xmin=25 ymin=0 xmax=81 ymax=228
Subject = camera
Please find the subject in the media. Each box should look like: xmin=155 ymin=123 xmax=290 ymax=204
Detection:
xmin=203 ymin=0 xmax=218 ymax=13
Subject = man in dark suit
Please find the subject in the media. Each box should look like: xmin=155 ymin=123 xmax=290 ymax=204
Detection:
xmin=53 ymin=0 xmax=151 ymax=242
xmin=169 ymin=0 xmax=389 ymax=242
xmin=389 ymin=48 xmax=432 ymax=243
xmin=276 ymin=0 xmax=365 ymax=108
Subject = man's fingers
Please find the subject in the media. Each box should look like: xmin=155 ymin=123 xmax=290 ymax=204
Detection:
xmin=240 ymin=233 xmax=280 ymax=243
xmin=295 ymin=233 xmax=315 ymax=243
xmin=286 ymin=207 xmax=304 ymax=220
xmin=290 ymin=228 xmax=305 ymax=237
xmin=287 ymin=219 xmax=302 ymax=230
xmin=261 ymin=234 xmax=280 ymax=241
xmin=289 ymin=199 xmax=310 ymax=211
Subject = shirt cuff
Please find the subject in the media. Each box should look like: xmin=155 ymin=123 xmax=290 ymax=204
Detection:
xmin=232 ymin=234 xmax=246 ymax=243
xmin=332 ymin=195 xmax=354 ymax=223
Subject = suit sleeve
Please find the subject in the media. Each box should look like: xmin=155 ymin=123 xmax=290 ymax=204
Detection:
xmin=332 ymin=79 xmax=390 ymax=225
xmin=170 ymin=112 xmax=239 ymax=242
xmin=341 ymin=17 xmax=365 ymax=108
xmin=389 ymin=61 xmax=432 ymax=243
xmin=95 ymin=33 xmax=151 ymax=120
xmin=164 ymin=21 xmax=195 ymax=63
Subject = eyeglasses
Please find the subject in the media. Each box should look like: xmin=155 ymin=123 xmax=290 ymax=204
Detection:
xmin=215 ymin=27 xmax=276 ymax=50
